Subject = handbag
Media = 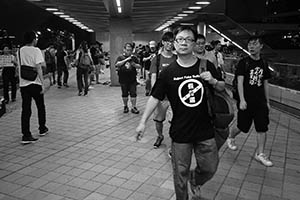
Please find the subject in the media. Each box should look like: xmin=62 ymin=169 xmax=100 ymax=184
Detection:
xmin=18 ymin=50 xmax=38 ymax=81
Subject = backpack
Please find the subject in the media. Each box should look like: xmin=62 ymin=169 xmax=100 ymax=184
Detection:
xmin=232 ymin=56 xmax=268 ymax=101
xmin=199 ymin=59 xmax=235 ymax=149
xmin=79 ymin=52 xmax=92 ymax=68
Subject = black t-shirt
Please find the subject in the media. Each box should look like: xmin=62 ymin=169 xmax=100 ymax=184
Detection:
xmin=56 ymin=50 xmax=67 ymax=67
xmin=236 ymin=57 xmax=271 ymax=104
xmin=115 ymin=55 xmax=139 ymax=84
xmin=149 ymin=54 xmax=177 ymax=75
xmin=151 ymin=58 xmax=221 ymax=143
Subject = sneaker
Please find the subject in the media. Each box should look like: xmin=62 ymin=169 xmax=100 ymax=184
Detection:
xmin=255 ymin=153 xmax=273 ymax=167
xmin=63 ymin=83 xmax=69 ymax=88
xmin=84 ymin=91 xmax=88 ymax=96
xmin=188 ymin=170 xmax=201 ymax=200
xmin=168 ymin=148 xmax=172 ymax=158
xmin=153 ymin=135 xmax=164 ymax=148
xmin=21 ymin=136 xmax=38 ymax=144
xmin=131 ymin=107 xmax=140 ymax=114
xmin=78 ymin=91 xmax=83 ymax=96
xmin=123 ymin=106 xmax=129 ymax=113
xmin=58 ymin=85 xmax=61 ymax=89
xmin=227 ymin=138 xmax=237 ymax=151
xmin=39 ymin=127 xmax=49 ymax=136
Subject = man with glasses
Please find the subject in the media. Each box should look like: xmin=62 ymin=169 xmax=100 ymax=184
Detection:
xmin=136 ymin=26 xmax=224 ymax=200
xmin=193 ymin=34 xmax=215 ymax=67
xmin=150 ymin=31 xmax=177 ymax=149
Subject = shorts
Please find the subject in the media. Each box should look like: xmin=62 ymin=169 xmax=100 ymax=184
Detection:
xmin=153 ymin=100 xmax=170 ymax=122
xmin=121 ymin=82 xmax=137 ymax=98
xmin=237 ymin=102 xmax=269 ymax=133
xmin=46 ymin=63 xmax=56 ymax=73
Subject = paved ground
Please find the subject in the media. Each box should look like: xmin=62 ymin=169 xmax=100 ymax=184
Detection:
xmin=0 ymin=68 xmax=299 ymax=200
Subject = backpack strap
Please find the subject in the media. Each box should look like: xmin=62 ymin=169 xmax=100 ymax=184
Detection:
xmin=155 ymin=53 xmax=161 ymax=78
xmin=198 ymin=59 xmax=214 ymax=119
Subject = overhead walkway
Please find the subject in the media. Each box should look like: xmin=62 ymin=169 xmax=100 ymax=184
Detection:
xmin=0 ymin=68 xmax=299 ymax=200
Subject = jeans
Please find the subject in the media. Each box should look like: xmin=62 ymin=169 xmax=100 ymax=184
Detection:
xmin=57 ymin=65 xmax=69 ymax=86
xmin=20 ymin=84 xmax=46 ymax=138
xmin=76 ymin=67 xmax=89 ymax=93
xmin=171 ymin=138 xmax=219 ymax=200
xmin=2 ymin=67 xmax=17 ymax=101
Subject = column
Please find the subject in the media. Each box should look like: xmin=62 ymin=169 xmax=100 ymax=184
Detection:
xmin=109 ymin=17 xmax=133 ymax=86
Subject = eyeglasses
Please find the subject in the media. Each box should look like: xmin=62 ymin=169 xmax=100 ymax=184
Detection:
xmin=175 ymin=37 xmax=195 ymax=44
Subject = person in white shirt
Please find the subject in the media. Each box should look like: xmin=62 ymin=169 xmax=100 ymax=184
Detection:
xmin=0 ymin=44 xmax=17 ymax=103
xmin=18 ymin=31 xmax=49 ymax=144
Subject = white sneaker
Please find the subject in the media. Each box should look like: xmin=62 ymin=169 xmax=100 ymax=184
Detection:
xmin=227 ymin=138 xmax=237 ymax=151
xmin=255 ymin=153 xmax=273 ymax=167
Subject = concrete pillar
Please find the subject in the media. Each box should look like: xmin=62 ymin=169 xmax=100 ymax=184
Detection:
xmin=109 ymin=17 xmax=133 ymax=86
xmin=197 ymin=22 xmax=207 ymax=37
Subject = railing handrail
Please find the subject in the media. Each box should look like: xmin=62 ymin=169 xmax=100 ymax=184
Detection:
xmin=273 ymin=62 xmax=300 ymax=67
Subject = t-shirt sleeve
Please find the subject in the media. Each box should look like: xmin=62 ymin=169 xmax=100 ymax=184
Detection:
xmin=236 ymin=58 xmax=246 ymax=76
xmin=115 ymin=56 xmax=122 ymax=65
xmin=206 ymin=60 xmax=223 ymax=81
xmin=35 ymin=48 xmax=45 ymax=65
xmin=263 ymin=61 xmax=271 ymax=80
xmin=150 ymin=68 xmax=167 ymax=101
xmin=149 ymin=55 xmax=158 ymax=74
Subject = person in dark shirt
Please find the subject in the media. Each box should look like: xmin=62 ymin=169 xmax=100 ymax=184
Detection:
xmin=115 ymin=43 xmax=141 ymax=114
xmin=136 ymin=26 xmax=225 ymax=200
xmin=55 ymin=44 xmax=69 ymax=88
xmin=227 ymin=35 xmax=273 ymax=167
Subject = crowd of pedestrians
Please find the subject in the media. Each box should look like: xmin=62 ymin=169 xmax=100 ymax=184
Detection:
xmin=0 ymin=26 xmax=274 ymax=200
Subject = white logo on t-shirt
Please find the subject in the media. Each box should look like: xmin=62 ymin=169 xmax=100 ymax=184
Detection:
xmin=178 ymin=79 xmax=204 ymax=107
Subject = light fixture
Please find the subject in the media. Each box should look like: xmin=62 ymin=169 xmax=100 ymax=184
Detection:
xmin=53 ymin=12 xmax=64 ymax=15
xmin=46 ymin=8 xmax=58 ymax=11
xmin=46 ymin=28 xmax=52 ymax=32
xmin=183 ymin=10 xmax=194 ymax=14
xmin=59 ymin=15 xmax=70 ymax=18
xmin=116 ymin=0 xmax=121 ymax=7
xmin=178 ymin=14 xmax=188 ymax=17
xmin=65 ymin=17 xmax=74 ymax=20
xmin=117 ymin=7 xmax=122 ymax=13
xmin=180 ymin=23 xmax=194 ymax=26
xmin=174 ymin=16 xmax=183 ymax=19
xmin=188 ymin=6 xmax=202 ymax=9
xmin=195 ymin=1 xmax=210 ymax=5
xmin=87 ymin=29 xmax=94 ymax=32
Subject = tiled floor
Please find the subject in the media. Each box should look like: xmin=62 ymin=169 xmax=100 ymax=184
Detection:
xmin=0 ymin=68 xmax=299 ymax=200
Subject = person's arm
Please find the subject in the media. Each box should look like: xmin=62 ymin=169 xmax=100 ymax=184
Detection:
xmin=115 ymin=56 xmax=131 ymax=67
xmin=151 ymin=73 xmax=157 ymax=88
xmin=264 ymin=79 xmax=270 ymax=109
xmin=237 ymin=75 xmax=247 ymax=110
xmin=136 ymin=96 xmax=160 ymax=140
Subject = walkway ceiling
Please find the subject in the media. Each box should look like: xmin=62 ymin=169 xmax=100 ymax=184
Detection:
xmin=27 ymin=0 xmax=214 ymax=33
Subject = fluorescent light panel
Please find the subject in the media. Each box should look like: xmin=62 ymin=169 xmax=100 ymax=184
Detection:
xmin=117 ymin=7 xmax=122 ymax=13
xmin=195 ymin=1 xmax=210 ymax=5
xmin=46 ymin=8 xmax=58 ymax=11
xmin=183 ymin=10 xmax=194 ymax=13
xmin=188 ymin=6 xmax=202 ymax=9
xmin=53 ymin=12 xmax=64 ymax=15
xmin=116 ymin=0 xmax=121 ymax=7
xmin=178 ymin=14 xmax=188 ymax=17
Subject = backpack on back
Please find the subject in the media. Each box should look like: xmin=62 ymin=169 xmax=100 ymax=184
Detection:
xmin=199 ymin=59 xmax=235 ymax=149
xmin=79 ymin=52 xmax=92 ymax=68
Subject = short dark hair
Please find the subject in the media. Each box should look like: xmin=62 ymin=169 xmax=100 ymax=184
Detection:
xmin=162 ymin=31 xmax=174 ymax=41
xmin=247 ymin=35 xmax=263 ymax=44
xmin=196 ymin=34 xmax=206 ymax=41
xmin=124 ymin=43 xmax=133 ymax=49
xmin=23 ymin=31 xmax=37 ymax=44
xmin=211 ymin=40 xmax=221 ymax=47
xmin=173 ymin=26 xmax=197 ymax=40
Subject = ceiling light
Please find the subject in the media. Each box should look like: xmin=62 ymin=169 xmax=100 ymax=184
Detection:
xmin=180 ymin=23 xmax=194 ymax=26
xmin=183 ymin=10 xmax=194 ymax=13
xmin=46 ymin=8 xmax=58 ymax=11
xmin=73 ymin=22 xmax=82 ymax=25
xmin=87 ymin=29 xmax=94 ymax=32
xmin=174 ymin=16 xmax=183 ymax=19
xmin=53 ymin=12 xmax=64 ymax=15
xmin=116 ymin=0 xmax=121 ymax=7
xmin=65 ymin=17 xmax=74 ymax=20
xmin=117 ymin=7 xmax=122 ymax=13
xmin=178 ymin=14 xmax=188 ymax=17
xmin=188 ymin=6 xmax=202 ymax=9
xmin=59 ymin=15 xmax=70 ymax=18
xmin=195 ymin=1 xmax=210 ymax=5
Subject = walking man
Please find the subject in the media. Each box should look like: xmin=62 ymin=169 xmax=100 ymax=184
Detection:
xmin=150 ymin=31 xmax=177 ymax=148
xmin=136 ymin=26 xmax=224 ymax=200
xmin=227 ymin=35 xmax=273 ymax=167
